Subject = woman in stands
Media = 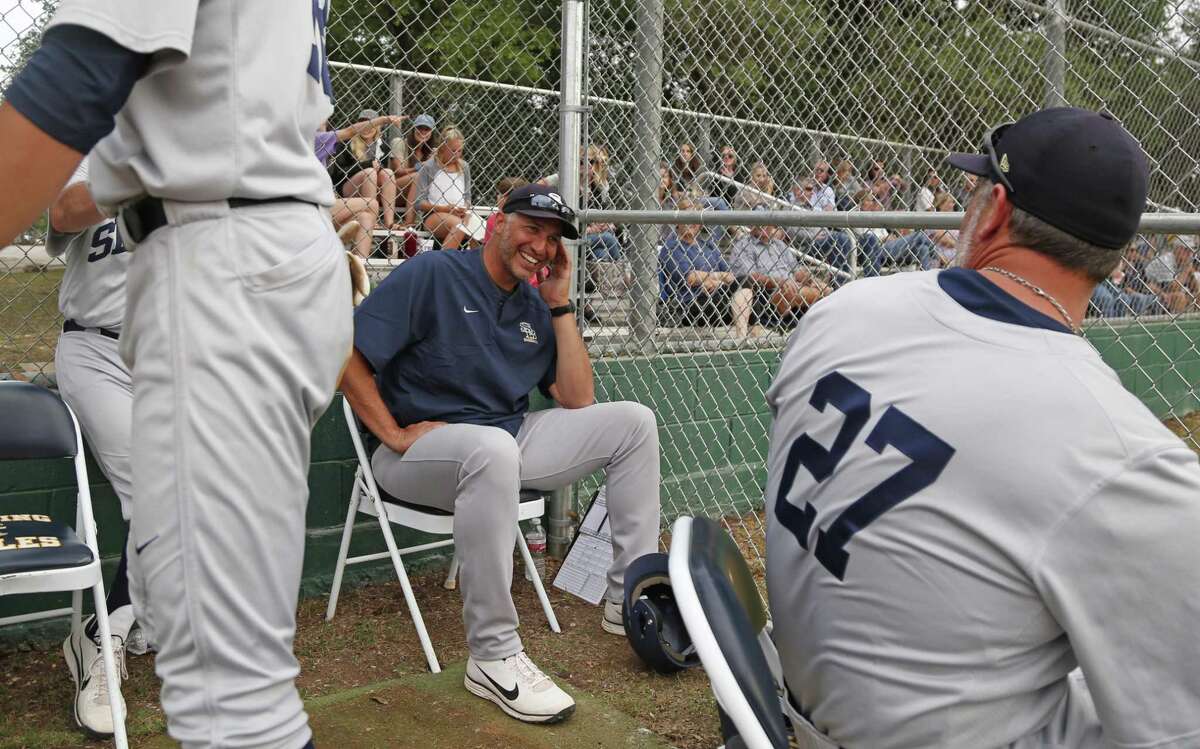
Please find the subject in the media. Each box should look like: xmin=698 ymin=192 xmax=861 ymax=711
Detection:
xmin=584 ymin=144 xmax=623 ymax=262
xmin=672 ymin=142 xmax=704 ymax=193
xmin=331 ymin=109 xmax=403 ymax=231
xmin=390 ymin=113 xmax=438 ymax=226
xmin=414 ymin=126 xmax=473 ymax=250
xmin=734 ymin=162 xmax=776 ymax=210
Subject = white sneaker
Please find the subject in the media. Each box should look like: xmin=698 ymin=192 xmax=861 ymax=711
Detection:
xmin=126 ymin=622 xmax=154 ymax=656
xmin=63 ymin=621 xmax=128 ymax=737
xmin=601 ymin=598 xmax=624 ymax=636
xmin=464 ymin=652 xmax=575 ymax=724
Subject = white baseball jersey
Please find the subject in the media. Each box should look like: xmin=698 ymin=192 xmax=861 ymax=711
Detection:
xmin=47 ymin=0 xmax=335 ymax=207
xmin=45 ymin=159 xmax=129 ymax=331
xmin=765 ymin=268 xmax=1200 ymax=748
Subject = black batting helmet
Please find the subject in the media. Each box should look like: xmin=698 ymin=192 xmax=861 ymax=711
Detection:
xmin=622 ymin=552 xmax=700 ymax=673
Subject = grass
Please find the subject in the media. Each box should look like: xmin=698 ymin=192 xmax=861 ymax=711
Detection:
xmin=0 ymin=268 xmax=62 ymax=378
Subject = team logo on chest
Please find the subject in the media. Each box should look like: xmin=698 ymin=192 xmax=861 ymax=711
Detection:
xmin=520 ymin=322 xmax=538 ymax=344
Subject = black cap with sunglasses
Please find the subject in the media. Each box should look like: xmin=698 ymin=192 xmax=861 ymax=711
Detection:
xmin=501 ymin=184 xmax=580 ymax=240
xmin=946 ymin=107 xmax=1148 ymax=250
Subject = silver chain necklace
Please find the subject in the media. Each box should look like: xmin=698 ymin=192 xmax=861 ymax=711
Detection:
xmin=981 ymin=266 xmax=1078 ymax=333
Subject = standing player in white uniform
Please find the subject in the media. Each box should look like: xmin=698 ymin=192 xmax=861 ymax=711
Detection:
xmin=49 ymin=157 xmax=149 ymax=737
xmin=0 ymin=3 xmax=352 ymax=748
xmin=764 ymin=108 xmax=1200 ymax=748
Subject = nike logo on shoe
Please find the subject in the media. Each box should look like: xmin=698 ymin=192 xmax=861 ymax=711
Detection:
xmin=479 ymin=668 xmax=519 ymax=701
xmin=463 ymin=306 xmax=479 ymax=314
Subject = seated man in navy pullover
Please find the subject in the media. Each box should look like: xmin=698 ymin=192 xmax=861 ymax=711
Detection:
xmin=340 ymin=184 xmax=661 ymax=725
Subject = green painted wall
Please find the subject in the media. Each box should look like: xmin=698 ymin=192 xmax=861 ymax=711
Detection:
xmin=2 ymin=318 xmax=1196 ymax=638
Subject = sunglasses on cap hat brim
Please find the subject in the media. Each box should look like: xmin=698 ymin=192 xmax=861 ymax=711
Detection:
xmin=947 ymin=122 xmax=1016 ymax=194
xmin=510 ymin=194 xmax=580 ymax=239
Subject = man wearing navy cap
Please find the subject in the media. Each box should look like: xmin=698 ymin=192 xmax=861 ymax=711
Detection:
xmin=764 ymin=108 xmax=1200 ymax=747
xmin=341 ymin=184 xmax=661 ymax=724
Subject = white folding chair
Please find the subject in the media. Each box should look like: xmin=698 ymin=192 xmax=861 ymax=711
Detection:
xmin=0 ymin=382 xmax=128 ymax=748
xmin=326 ymin=396 xmax=560 ymax=673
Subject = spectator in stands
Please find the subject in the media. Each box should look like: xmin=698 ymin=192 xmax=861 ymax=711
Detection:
xmin=871 ymin=174 xmax=894 ymax=210
xmin=658 ymin=201 xmax=743 ymax=327
xmin=415 ymin=127 xmax=473 ymax=250
xmin=788 ymin=177 xmax=854 ymax=279
xmin=851 ymin=189 xmax=896 ymax=276
xmin=833 ymin=159 xmax=861 ymax=210
xmin=714 ymin=145 xmax=747 ymax=207
xmin=729 ymin=213 xmax=826 ymax=334
xmin=315 ymin=118 xmax=403 ymax=257
xmin=584 ymin=144 xmax=623 ymax=262
xmin=1143 ymin=236 xmax=1198 ymax=312
xmin=811 ymin=161 xmax=837 ymax=211
xmin=865 ymin=159 xmax=886 ymax=185
xmin=915 ymin=168 xmax=940 ymax=212
xmin=735 ymin=162 xmax=776 ymax=210
xmin=657 ymin=160 xmax=679 ymax=207
xmin=954 ymin=172 xmax=978 ymax=209
xmin=389 ymin=113 xmax=437 ymax=226
xmin=928 ymin=190 xmax=960 ymax=266
xmin=672 ymin=142 xmax=704 ymax=194
xmin=890 ymin=173 xmax=909 ymax=209
xmin=1089 ymin=247 xmax=1161 ymax=317
xmin=331 ymin=109 xmax=404 ymax=230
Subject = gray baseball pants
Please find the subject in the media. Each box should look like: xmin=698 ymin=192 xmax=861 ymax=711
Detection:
xmin=371 ymin=401 xmax=661 ymax=660
xmin=120 ymin=200 xmax=352 ymax=749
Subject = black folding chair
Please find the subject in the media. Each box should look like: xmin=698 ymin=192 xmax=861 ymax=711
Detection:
xmin=0 ymin=381 xmax=128 ymax=747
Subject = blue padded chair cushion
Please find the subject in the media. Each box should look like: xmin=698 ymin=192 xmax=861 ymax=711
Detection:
xmin=0 ymin=517 xmax=94 ymax=576
xmin=0 ymin=382 xmax=78 ymax=459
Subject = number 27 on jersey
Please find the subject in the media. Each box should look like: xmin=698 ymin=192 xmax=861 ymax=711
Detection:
xmin=773 ymin=371 xmax=956 ymax=581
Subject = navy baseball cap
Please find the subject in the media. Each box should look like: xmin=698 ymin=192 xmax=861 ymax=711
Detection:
xmin=502 ymin=184 xmax=580 ymax=239
xmin=947 ymin=107 xmax=1149 ymax=249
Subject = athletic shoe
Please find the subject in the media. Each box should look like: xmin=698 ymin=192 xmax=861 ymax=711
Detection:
xmin=464 ymin=652 xmax=575 ymax=724
xmin=601 ymin=598 xmax=624 ymax=636
xmin=126 ymin=622 xmax=153 ymax=656
xmin=63 ymin=623 xmax=127 ymax=737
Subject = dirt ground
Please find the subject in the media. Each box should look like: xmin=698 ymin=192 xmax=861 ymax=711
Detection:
xmin=0 ymin=555 xmax=723 ymax=749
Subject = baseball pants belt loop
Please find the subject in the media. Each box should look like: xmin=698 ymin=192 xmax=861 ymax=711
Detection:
xmin=62 ymin=319 xmax=120 ymax=341
xmin=119 ymin=195 xmax=314 ymax=244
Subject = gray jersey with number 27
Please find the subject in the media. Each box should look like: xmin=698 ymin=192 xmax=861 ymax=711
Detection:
xmin=765 ymin=270 xmax=1200 ymax=748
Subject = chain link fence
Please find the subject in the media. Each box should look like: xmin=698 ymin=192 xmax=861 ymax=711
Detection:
xmin=1 ymin=0 xmax=1197 ymax=579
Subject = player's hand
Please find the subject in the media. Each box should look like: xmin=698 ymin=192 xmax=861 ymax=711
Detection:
xmin=392 ymin=421 xmax=447 ymax=454
xmin=540 ymin=239 xmax=572 ymax=307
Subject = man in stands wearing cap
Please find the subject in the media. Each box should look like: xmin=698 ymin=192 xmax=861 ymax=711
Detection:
xmin=763 ymin=108 xmax=1200 ymax=748
xmin=340 ymin=184 xmax=661 ymax=725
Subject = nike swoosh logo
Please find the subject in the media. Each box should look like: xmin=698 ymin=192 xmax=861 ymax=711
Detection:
xmin=136 ymin=534 xmax=159 ymax=554
xmin=463 ymin=306 xmax=479 ymax=314
xmin=478 ymin=668 xmax=519 ymax=701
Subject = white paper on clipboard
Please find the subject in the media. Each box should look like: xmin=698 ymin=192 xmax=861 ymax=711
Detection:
xmin=552 ymin=486 xmax=613 ymax=604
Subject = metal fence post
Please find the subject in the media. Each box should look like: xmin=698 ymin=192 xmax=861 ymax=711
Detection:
xmin=628 ymin=0 xmax=665 ymax=350
xmin=1044 ymin=0 xmax=1068 ymax=108
xmin=549 ymin=0 xmax=587 ymax=560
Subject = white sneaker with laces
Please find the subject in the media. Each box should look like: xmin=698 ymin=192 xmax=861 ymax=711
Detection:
xmin=126 ymin=622 xmax=153 ymax=656
xmin=63 ymin=623 xmax=128 ymax=737
xmin=464 ymin=652 xmax=575 ymax=724
xmin=602 ymin=598 xmax=624 ymax=636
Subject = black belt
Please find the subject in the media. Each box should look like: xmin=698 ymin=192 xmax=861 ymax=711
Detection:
xmin=120 ymin=196 xmax=309 ymax=244
xmin=63 ymin=319 xmax=120 ymax=340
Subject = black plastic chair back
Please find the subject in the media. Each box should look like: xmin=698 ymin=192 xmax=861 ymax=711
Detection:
xmin=687 ymin=516 xmax=789 ymax=749
xmin=0 ymin=382 xmax=78 ymax=459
